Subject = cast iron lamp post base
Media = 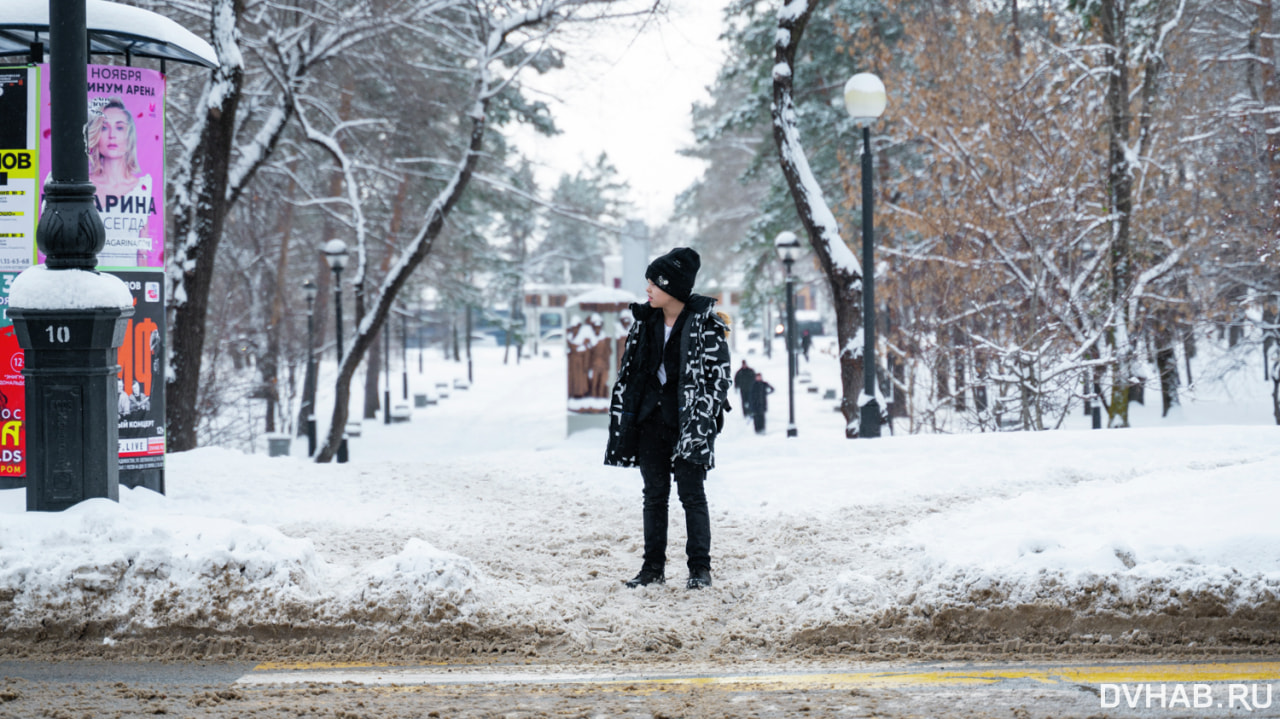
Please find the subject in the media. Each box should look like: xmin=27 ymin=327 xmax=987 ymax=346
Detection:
xmin=10 ymin=306 xmax=133 ymax=511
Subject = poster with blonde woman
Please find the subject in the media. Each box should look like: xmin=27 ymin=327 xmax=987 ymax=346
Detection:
xmin=38 ymin=64 xmax=165 ymax=269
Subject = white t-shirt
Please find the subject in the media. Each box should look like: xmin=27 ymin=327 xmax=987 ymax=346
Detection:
xmin=657 ymin=323 xmax=674 ymax=385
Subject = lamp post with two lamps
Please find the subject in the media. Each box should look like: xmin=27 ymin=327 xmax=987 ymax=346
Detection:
xmin=775 ymin=231 xmax=802 ymax=438
xmin=843 ymin=72 xmax=887 ymax=439
xmin=322 ymin=240 xmax=350 ymax=461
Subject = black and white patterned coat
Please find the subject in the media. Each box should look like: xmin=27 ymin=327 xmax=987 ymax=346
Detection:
xmin=604 ymin=294 xmax=732 ymax=469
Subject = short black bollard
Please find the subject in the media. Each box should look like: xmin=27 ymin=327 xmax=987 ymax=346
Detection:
xmin=9 ymin=305 xmax=133 ymax=511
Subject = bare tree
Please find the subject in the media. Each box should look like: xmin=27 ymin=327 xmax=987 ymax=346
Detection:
xmin=160 ymin=0 xmax=448 ymax=451
xmin=855 ymin=0 xmax=1199 ymax=430
xmin=313 ymin=0 xmax=658 ymax=462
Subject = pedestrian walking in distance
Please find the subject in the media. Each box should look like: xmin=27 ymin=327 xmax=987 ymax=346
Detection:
xmin=605 ymin=247 xmax=732 ymax=591
xmin=733 ymin=360 xmax=756 ymax=419
xmin=750 ymin=372 xmax=774 ymax=435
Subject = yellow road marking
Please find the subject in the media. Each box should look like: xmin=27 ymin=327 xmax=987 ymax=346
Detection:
xmin=244 ymin=660 xmax=1280 ymax=691
xmin=614 ymin=662 xmax=1280 ymax=690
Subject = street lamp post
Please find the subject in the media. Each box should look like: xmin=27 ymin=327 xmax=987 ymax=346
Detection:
xmin=322 ymin=240 xmax=349 ymax=361
xmin=322 ymin=240 xmax=349 ymax=461
xmin=465 ymin=305 xmax=474 ymax=384
xmin=775 ymin=231 xmax=801 ymax=438
xmin=300 ymin=279 xmax=318 ymax=456
xmin=383 ymin=317 xmax=391 ymax=425
xmin=7 ymin=0 xmax=134 ymax=511
xmin=400 ymin=310 xmax=409 ymax=400
xmin=843 ymin=72 xmax=888 ymax=439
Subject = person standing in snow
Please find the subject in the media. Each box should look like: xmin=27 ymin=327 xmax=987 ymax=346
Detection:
xmin=605 ymin=247 xmax=732 ymax=591
xmin=750 ymin=372 xmax=774 ymax=435
xmin=733 ymin=360 xmax=756 ymax=419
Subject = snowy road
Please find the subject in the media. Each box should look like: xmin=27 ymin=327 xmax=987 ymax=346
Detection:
xmin=2 ymin=658 xmax=1277 ymax=718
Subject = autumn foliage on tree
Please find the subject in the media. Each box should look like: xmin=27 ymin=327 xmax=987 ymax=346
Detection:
xmin=805 ymin=0 xmax=1271 ymax=431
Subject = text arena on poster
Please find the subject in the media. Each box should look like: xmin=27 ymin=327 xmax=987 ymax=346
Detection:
xmin=38 ymin=64 xmax=165 ymax=270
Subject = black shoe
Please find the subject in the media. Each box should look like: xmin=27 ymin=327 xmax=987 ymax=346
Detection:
xmin=686 ymin=568 xmax=712 ymax=590
xmin=624 ymin=566 xmax=665 ymax=588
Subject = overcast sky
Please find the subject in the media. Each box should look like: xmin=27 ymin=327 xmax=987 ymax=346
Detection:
xmin=513 ymin=1 xmax=731 ymax=227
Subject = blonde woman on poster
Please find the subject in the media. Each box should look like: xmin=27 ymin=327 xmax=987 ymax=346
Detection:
xmin=85 ymin=97 xmax=155 ymax=266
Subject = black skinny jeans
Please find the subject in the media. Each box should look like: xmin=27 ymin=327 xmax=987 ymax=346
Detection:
xmin=635 ymin=415 xmax=711 ymax=573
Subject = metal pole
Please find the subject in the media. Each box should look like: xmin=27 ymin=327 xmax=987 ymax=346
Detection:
xmin=860 ymin=125 xmax=881 ymax=438
xmin=785 ymin=261 xmax=798 ymax=438
xmin=1092 ymin=381 xmax=1103 ymax=429
xmin=331 ymin=266 xmax=349 ymax=462
xmin=49 ymin=0 xmax=89 ymax=193
xmin=303 ymin=298 xmax=316 ymax=456
xmin=383 ymin=321 xmax=391 ymax=425
xmin=401 ymin=312 xmax=408 ymax=400
xmin=332 ymin=267 xmax=344 ymax=362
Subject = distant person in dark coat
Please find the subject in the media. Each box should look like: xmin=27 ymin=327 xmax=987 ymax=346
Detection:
xmin=801 ymin=330 xmax=812 ymax=362
xmin=733 ymin=360 xmax=756 ymax=418
xmin=750 ymin=372 xmax=774 ymax=434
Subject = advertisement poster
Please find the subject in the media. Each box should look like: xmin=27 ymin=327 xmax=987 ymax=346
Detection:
xmin=0 ymin=65 xmax=169 ymax=491
xmin=0 ymin=67 xmax=38 ymax=272
xmin=113 ymin=270 xmax=165 ymax=492
xmin=38 ymin=63 xmax=165 ymax=269
xmin=0 ymin=272 xmax=25 ymax=488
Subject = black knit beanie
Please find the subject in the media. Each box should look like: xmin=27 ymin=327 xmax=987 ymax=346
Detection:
xmin=646 ymin=247 xmax=700 ymax=303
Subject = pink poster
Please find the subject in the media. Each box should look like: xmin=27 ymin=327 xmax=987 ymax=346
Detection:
xmin=38 ymin=64 xmax=165 ymax=269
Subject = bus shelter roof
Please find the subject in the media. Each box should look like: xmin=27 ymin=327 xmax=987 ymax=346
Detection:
xmin=0 ymin=0 xmax=216 ymax=68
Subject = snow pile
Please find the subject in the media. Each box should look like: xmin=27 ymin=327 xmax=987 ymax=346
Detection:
xmin=898 ymin=443 xmax=1280 ymax=618
xmin=0 ymin=491 xmax=478 ymax=637
xmin=0 ymin=495 xmax=320 ymax=633
xmin=340 ymin=539 xmax=479 ymax=625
